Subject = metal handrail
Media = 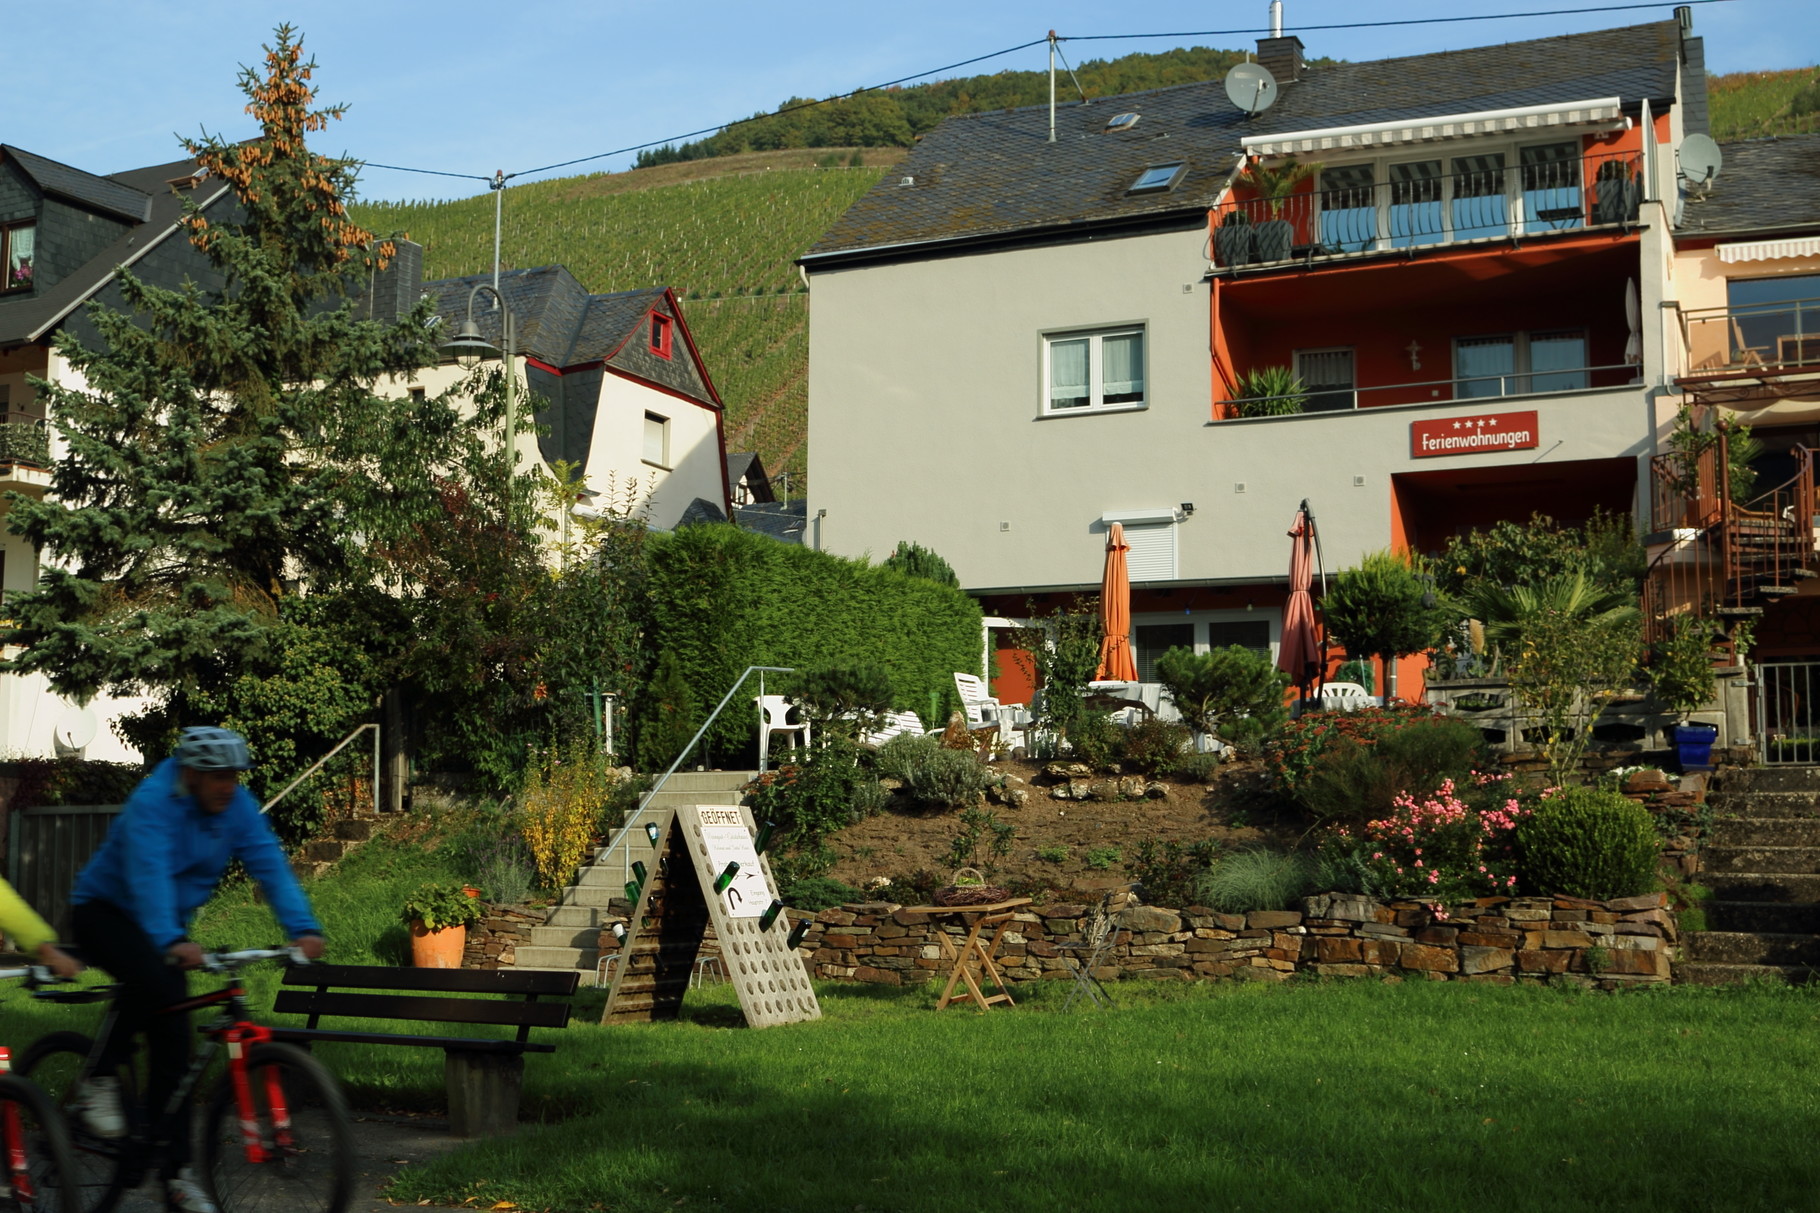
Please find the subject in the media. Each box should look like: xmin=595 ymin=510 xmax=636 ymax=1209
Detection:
xmin=591 ymin=665 xmax=795 ymax=872
xmin=260 ymin=723 xmax=379 ymax=816
xmin=1220 ymin=360 xmax=1638 ymax=415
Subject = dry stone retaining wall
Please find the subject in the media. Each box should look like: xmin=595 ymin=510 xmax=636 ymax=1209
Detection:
xmin=461 ymin=903 xmax=541 ymax=969
xmin=795 ymin=892 xmax=1677 ymax=991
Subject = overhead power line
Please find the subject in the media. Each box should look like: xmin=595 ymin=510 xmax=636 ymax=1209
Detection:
xmin=354 ymin=0 xmax=1737 ymax=189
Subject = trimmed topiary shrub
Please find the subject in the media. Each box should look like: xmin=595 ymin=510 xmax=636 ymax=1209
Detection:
xmin=1515 ymin=786 xmax=1660 ymax=899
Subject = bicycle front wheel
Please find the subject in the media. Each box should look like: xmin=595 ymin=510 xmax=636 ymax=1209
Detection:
xmin=0 ymin=1072 xmax=79 ymax=1213
xmin=200 ymin=1043 xmax=353 ymax=1213
xmin=14 ymin=1031 xmax=136 ymax=1213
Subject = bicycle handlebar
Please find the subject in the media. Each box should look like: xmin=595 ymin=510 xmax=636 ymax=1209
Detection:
xmin=0 ymin=965 xmax=62 ymax=987
xmin=196 ymin=946 xmax=312 ymax=973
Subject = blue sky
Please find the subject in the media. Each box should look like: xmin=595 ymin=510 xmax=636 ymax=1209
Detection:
xmin=4 ymin=0 xmax=1813 ymax=202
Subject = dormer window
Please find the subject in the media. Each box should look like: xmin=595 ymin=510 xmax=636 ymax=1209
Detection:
xmin=648 ymin=311 xmax=674 ymax=359
xmin=2 ymin=221 xmax=34 ymax=293
xmin=1128 ymin=162 xmax=1186 ymax=194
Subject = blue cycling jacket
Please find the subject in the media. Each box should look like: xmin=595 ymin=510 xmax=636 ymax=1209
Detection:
xmin=72 ymin=758 xmax=322 ymax=950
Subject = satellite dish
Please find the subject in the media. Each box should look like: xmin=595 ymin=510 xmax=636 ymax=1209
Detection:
xmin=1679 ymin=133 xmax=1723 ymax=187
xmin=54 ymin=706 xmax=98 ymax=752
xmin=1224 ymin=62 xmax=1278 ymax=117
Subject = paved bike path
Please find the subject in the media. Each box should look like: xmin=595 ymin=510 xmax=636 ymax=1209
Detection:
xmin=110 ymin=1113 xmax=465 ymax=1210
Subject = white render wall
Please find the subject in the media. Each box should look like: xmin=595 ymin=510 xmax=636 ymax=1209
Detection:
xmin=808 ymin=227 xmax=1655 ymax=591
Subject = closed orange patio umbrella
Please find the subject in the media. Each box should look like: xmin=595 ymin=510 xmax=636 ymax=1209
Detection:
xmin=1278 ymin=501 xmax=1324 ymax=702
xmin=1096 ymin=523 xmax=1138 ymax=681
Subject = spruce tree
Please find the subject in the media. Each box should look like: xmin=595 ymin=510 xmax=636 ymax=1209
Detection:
xmin=1 ymin=27 xmax=494 ymax=753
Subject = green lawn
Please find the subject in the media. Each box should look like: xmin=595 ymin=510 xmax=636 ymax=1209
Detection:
xmin=8 ymin=815 xmax=1817 ymax=1211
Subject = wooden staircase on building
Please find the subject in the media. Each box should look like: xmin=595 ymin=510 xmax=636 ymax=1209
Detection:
xmin=1680 ymin=766 xmax=1820 ymax=985
xmin=513 ymin=769 xmax=756 ymax=978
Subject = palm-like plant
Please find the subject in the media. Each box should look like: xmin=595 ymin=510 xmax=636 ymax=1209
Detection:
xmin=1239 ymin=157 xmax=1321 ymax=218
xmin=1234 ymin=366 xmax=1307 ymax=417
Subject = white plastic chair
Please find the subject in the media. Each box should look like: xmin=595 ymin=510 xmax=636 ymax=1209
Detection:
xmin=1318 ymin=682 xmax=1374 ymax=712
xmin=756 ymin=694 xmax=810 ymax=769
xmin=862 ymin=709 xmax=928 ymax=747
xmin=953 ymin=673 xmax=1002 ymax=727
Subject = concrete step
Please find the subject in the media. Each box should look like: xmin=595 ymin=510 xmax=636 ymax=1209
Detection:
xmin=1713 ymin=769 xmax=1820 ymax=794
xmin=1704 ymin=845 xmax=1820 ymax=875
xmin=1684 ymin=930 xmax=1820 ymax=966
xmin=559 ymin=885 xmax=634 ymax=912
xmin=645 ymin=790 xmax=743 ymax=807
xmin=1705 ymin=900 xmax=1820 ymax=933
xmin=1702 ymin=871 xmax=1820 ymax=902
xmin=1707 ymin=791 xmax=1820 ymax=818
xmin=1710 ymin=818 xmax=1820 ymax=847
xmin=653 ymin=770 xmax=758 ymax=793
xmin=332 ymin=819 xmax=376 ymax=842
xmin=529 ymin=924 xmax=601 ymax=948
xmin=301 ymin=839 xmax=348 ymax=864
xmin=513 ymin=944 xmax=599 ymax=970
xmin=1676 ymin=962 xmax=1818 ymax=986
xmin=542 ymin=905 xmax=600 ymax=929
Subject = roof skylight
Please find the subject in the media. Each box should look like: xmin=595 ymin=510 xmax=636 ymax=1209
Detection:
xmin=1104 ymin=112 xmax=1140 ymax=132
xmin=1127 ymin=161 xmax=1186 ymax=194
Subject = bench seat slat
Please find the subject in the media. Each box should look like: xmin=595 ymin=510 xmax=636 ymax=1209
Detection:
xmin=269 ymin=1028 xmax=555 ymax=1054
xmin=272 ymin=989 xmax=571 ymax=1030
xmin=280 ymin=964 xmax=578 ymax=997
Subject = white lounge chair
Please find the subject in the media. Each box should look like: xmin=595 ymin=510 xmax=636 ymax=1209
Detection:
xmin=953 ymin=672 xmax=1003 ymax=727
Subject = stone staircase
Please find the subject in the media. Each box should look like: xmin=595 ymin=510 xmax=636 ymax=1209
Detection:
xmin=1681 ymin=766 xmax=1820 ymax=985
xmin=292 ymin=817 xmax=382 ymax=880
xmin=512 ymin=769 xmax=756 ymax=978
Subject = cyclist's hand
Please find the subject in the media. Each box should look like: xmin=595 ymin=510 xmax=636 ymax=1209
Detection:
xmin=166 ymin=941 xmax=204 ymax=970
xmin=36 ymin=943 xmax=80 ymax=980
xmin=292 ymin=935 xmax=326 ymax=962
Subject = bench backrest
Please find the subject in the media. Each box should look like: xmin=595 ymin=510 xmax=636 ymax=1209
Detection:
xmin=274 ymin=963 xmax=578 ymax=1043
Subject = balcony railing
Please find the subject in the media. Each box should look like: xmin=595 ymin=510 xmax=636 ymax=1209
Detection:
xmin=1220 ymin=360 xmax=1637 ymax=418
xmin=0 ymin=415 xmax=48 ymax=470
xmin=1212 ymin=149 xmax=1643 ymax=269
xmin=1679 ymin=297 xmax=1820 ymax=378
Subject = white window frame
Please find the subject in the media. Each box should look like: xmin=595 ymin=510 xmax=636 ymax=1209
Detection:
xmin=642 ymin=411 xmax=670 ymax=469
xmin=1313 ymin=135 xmax=1588 ymax=253
xmin=1042 ymin=324 xmax=1148 ymax=416
xmin=1452 ymin=328 xmax=1589 ymax=399
xmin=1131 ymin=610 xmax=1280 ymax=672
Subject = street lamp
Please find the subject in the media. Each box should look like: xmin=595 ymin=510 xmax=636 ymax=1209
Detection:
xmin=441 ymin=283 xmax=519 ymax=511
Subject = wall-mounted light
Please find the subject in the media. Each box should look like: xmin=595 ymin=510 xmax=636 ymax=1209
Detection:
xmin=1180 ymin=502 xmax=1196 ymax=517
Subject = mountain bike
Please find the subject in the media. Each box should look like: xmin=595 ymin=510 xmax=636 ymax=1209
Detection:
xmin=0 ymin=963 xmax=77 ymax=1211
xmin=21 ymin=948 xmax=352 ymax=1213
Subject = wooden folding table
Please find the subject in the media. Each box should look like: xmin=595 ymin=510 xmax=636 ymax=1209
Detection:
xmin=907 ymin=897 xmax=1033 ymax=1012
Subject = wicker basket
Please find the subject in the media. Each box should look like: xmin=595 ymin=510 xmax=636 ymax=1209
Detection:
xmin=932 ymin=866 xmax=1010 ymax=907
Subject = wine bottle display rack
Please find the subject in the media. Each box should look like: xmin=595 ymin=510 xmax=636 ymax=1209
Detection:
xmin=600 ymin=803 xmax=821 ymax=1029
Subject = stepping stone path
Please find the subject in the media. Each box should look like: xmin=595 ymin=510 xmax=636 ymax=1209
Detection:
xmin=1681 ymin=766 xmax=1820 ymax=985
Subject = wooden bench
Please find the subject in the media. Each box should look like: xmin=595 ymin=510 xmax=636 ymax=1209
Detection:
xmin=269 ymin=964 xmax=579 ymax=1137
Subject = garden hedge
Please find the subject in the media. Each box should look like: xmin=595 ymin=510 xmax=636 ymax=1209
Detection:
xmin=643 ymin=524 xmax=983 ymax=760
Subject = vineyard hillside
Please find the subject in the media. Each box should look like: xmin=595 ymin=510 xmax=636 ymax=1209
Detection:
xmin=352 ymin=150 xmax=903 ymax=491
xmin=350 ymin=67 xmax=1810 ymax=493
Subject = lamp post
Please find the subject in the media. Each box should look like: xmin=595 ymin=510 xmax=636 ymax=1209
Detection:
xmin=441 ymin=283 xmax=518 ymax=514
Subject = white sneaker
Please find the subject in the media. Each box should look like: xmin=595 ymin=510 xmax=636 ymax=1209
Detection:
xmin=72 ymin=1076 xmax=125 ymax=1139
xmin=164 ymin=1167 xmax=218 ymax=1213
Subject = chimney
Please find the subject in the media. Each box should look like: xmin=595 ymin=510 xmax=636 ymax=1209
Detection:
xmin=366 ymin=239 xmax=423 ymax=325
xmin=1256 ymin=33 xmax=1305 ymax=84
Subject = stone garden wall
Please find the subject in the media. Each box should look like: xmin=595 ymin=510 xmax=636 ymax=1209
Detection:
xmin=794 ymin=891 xmax=1678 ymax=991
xmin=462 ymin=903 xmax=541 ymax=969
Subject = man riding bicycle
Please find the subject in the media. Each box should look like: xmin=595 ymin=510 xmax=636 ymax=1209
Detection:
xmin=68 ymin=726 xmax=324 ymax=1213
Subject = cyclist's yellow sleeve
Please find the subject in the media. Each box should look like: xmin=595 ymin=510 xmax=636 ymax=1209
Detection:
xmin=0 ymin=877 xmax=56 ymax=954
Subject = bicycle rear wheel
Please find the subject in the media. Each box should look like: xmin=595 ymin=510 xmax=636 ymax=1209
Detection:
xmin=0 ymin=1072 xmax=79 ymax=1212
xmin=13 ymin=1033 xmax=136 ymax=1213
xmin=201 ymin=1043 xmax=352 ymax=1213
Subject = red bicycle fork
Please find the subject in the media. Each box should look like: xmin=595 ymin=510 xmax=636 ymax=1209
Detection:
xmin=0 ymin=1047 xmax=37 ymax=1205
xmin=222 ymin=1023 xmax=291 ymax=1165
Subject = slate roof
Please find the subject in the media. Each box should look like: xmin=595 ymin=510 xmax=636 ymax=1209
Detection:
xmin=726 ymin=451 xmax=776 ymax=503
xmin=2 ymin=144 xmax=151 ymax=222
xmin=805 ymin=21 xmax=1687 ymax=262
xmin=735 ymin=500 xmax=807 ymax=544
xmin=0 ymin=152 xmax=231 ymax=349
xmin=422 ymin=266 xmax=671 ymax=368
xmin=1677 ymin=134 xmax=1820 ymax=236
xmin=675 ymin=496 xmax=729 ymax=528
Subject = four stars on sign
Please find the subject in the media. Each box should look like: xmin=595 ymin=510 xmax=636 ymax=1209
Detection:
xmin=1451 ymin=417 xmax=1502 ymax=430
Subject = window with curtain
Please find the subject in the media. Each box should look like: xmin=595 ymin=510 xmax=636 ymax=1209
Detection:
xmin=1454 ymin=329 xmax=1588 ymax=398
xmin=1528 ymin=330 xmax=1588 ymax=392
xmin=1045 ymin=327 xmax=1146 ymax=414
xmin=1388 ymin=160 xmax=1443 ymax=248
xmin=642 ymin=412 xmax=669 ymax=466
xmin=1456 ymin=335 xmax=1516 ymax=398
xmin=2 ymin=222 xmax=33 ymax=292
xmin=1450 ymin=152 xmax=1509 ymax=241
xmin=1319 ymin=164 xmax=1376 ymax=253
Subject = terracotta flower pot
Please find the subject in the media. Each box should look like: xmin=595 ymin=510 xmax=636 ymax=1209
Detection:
xmin=409 ymin=919 xmax=467 ymax=968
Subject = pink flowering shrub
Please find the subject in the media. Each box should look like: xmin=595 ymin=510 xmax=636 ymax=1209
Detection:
xmin=1320 ymin=771 xmax=1545 ymax=902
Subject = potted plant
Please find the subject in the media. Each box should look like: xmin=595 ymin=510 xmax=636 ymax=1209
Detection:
xmin=1234 ymin=366 xmax=1308 ymax=417
xmin=1648 ymin=616 xmax=1720 ymax=771
xmin=402 ymin=881 xmax=486 ymax=969
xmin=1237 ymin=158 xmax=1320 ymax=263
xmin=1214 ymin=210 xmax=1254 ymax=267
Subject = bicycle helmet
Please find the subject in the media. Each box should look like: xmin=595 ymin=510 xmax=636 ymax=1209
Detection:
xmin=176 ymin=726 xmax=253 ymax=771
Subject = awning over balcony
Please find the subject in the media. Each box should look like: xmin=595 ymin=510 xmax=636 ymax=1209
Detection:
xmin=1239 ymin=97 xmax=1624 ymax=158
xmin=1717 ymin=236 xmax=1820 ymax=263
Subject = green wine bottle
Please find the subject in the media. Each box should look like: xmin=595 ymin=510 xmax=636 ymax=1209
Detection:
xmin=644 ymin=822 xmax=661 ymax=845
xmin=759 ymin=900 xmax=784 ymax=931
xmin=631 ymin=861 xmax=647 ymax=884
xmin=713 ymin=861 xmax=741 ymax=893
xmin=787 ymin=921 xmax=810 ymax=949
xmin=624 ymin=880 xmax=641 ymax=903
xmin=753 ymin=820 xmax=777 ymax=854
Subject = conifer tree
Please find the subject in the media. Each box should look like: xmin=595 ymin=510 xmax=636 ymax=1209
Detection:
xmin=1 ymin=27 xmax=499 ymax=752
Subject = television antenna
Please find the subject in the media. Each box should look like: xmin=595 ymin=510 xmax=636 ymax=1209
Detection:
xmin=1678 ymin=133 xmax=1723 ymax=199
xmin=1223 ymin=62 xmax=1278 ymax=117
